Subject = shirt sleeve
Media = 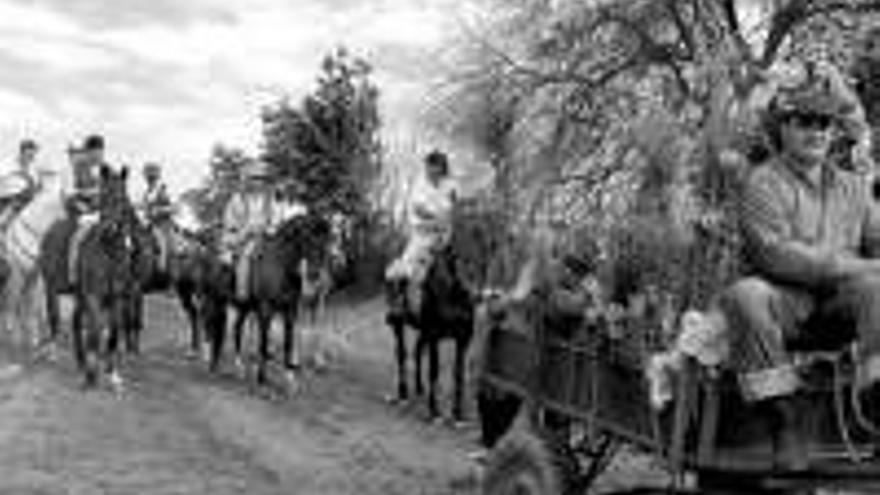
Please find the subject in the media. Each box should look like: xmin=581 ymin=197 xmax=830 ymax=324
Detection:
xmin=222 ymin=196 xmax=245 ymax=237
xmin=740 ymin=171 xmax=838 ymax=287
xmin=862 ymin=179 xmax=880 ymax=257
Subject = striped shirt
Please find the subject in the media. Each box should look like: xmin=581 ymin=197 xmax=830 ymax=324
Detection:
xmin=740 ymin=156 xmax=880 ymax=288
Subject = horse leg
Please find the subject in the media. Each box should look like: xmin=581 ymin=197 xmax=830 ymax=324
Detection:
xmin=232 ymin=305 xmax=249 ymax=376
xmin=81 ymin=295 xmax=103 ymax=389
xmin=44 ymin=281 xmax=60 ymax=344
xmin=255 ymin=304 xmax=272 ymax=386
xmin=414 ymin=333 xmax=426 ymax=397
xmin=127 ymin=294 xmax=143 ymax=356
xmin=282 ymin=305 xmax=301 ymax=372
xmin=176 ymin=283 xmax=200 ymax=358
xmin=281 ymin=306 xmax=301 ymax=394
xmin=390 ymin=320 xmax=408 ymax=402
xmin=427 ymin=337 xmax=440 ymax=420
xmin=43 ymin=283 xmax=61 ymax=361
xmin=452 ymin=336 xmax=467 ymax=423
xmin=205 ymin=296 xmax=227 ymax=373
xmin=106 ymin=299 xmax=125 ymax=393
xmin=72 ymin=299 xmax=85 ymax=370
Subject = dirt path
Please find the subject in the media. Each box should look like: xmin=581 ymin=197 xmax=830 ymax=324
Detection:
xmin=0 ymin=294 xmax=481 ymax=495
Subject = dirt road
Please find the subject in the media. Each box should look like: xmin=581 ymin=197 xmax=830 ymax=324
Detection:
xmin=0 ymin=294 xmax=481 ymax=495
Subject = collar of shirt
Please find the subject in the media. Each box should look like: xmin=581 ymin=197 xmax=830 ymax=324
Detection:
xmin=778 ymin=153 xmax=836 ymax=193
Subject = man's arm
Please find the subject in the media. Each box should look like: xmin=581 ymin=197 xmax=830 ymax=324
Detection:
xmin=862 ymin=180 xmax=880 ymax=258
xmin=742 ymin=171 xmax=879 ymax=286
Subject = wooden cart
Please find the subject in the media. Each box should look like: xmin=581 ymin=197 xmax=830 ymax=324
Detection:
xmin=477 ymin=297 xmax=880 ymax=494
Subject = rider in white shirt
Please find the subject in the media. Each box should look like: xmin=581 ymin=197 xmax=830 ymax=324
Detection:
xmin=0 ymin=139 xmax=41 ymax=233
xmin=386 ymin=150 xmax=458 ymax=311
xmin=220 ymin=159 xmax=277 ymax=300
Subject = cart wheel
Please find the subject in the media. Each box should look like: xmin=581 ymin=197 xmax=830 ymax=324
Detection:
xmin=483 ymin=426 xmax=577 ymax=495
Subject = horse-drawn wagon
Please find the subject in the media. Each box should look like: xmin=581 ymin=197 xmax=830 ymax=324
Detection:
xmin=479 ymin=284 xmax=880 ymax=494
xmin=477 ymin=250 xmax=880 ymax=494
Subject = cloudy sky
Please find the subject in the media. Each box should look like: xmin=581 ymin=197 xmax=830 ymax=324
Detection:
xmin=0 ymin=0 xmax=486 ymax=198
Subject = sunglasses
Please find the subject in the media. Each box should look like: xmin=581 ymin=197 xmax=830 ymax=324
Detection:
xmin=785 ymin=112 xmax=832 ymax=130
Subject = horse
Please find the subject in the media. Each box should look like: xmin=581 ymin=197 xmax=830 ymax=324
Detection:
xmin=221 ymin=213 xmax=332 ymax=389
xmin=127 ymin=217 xmax=221 ymax=360
xmin=72 ymin=165 xmax=141 ymax=389
xmin=0 ymin=168 xmax=66 ymax=359
xmin=385 ymin=244 xmax=475 ymax=422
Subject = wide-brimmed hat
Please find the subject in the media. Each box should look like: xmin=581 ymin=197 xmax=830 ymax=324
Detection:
xmin=760 ymin=61 xmax=869 ymax=150
xmin=143 ymin=162 xmax=161 ymax=177
xmin=242 ymin=159 xmax=272 ymax=182
xmin=19 ymin=139 xmax=38 ymax=152
xmin=83 ymin=134 xmax=105 ymax=151
xmin=767 ymin=61 xmax=857 ymax=120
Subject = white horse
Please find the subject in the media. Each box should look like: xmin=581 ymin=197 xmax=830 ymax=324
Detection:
xmin=0 ymin=168 xmax=66 ymax=359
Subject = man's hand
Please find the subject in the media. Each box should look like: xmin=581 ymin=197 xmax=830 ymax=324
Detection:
xmin=413 ymin=204 xmax=437 ymax=221
xmin=829 ymin=255 xmax=880 ymax=281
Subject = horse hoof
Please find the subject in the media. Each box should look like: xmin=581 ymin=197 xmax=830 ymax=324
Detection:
xmin=82 ymin=372 xmax=98 ymax=390
xmin=431 ymin=415 xmax=445 ymax=427
xmin=313 ymin=355 xmax=328 ymax=373
xmin=45 ymin=344 xmax=59 ymax=363
xmin=466 ymin=449 xmax=489 ymax=466
xmin=284 ymin=371 xmax=300 ymax=396
xmin=450 ymin=419 xmax=469 ymax=430
xmin=386 ymin=394 xmax=410 ymax=407
xmin=234 ymin=356 xmax=246 ymax=377
xmin=108 ymin=372 xmax=125 ymax=395
xmin=200 ymin=344 xmax=212 ymax=365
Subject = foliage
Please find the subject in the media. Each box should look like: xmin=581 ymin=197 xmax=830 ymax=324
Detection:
xmin=439 ymin=0 xmax=880 ymax=307
xmin=260 ymin=46 xmax=382 ymax=216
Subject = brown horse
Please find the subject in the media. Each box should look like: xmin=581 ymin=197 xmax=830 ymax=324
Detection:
xmin=70 ymin=166 xmax=141 ymax=389
xmin=385 ymin=244 xmax=476 ymax=422
xmin=128 ymin=220 xmax=220 ymax=360
xmin=221 ymin=213 xmax=332 ymax=389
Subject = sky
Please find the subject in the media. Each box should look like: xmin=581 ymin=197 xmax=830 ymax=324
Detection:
xmin=0 ymin=0 xmax=491 ymax=199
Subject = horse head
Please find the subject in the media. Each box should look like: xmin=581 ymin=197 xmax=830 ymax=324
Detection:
xmin=96 ymin=166 xmax=141 ymax=256
xmin=423 ymin=244 xmax=471 ymax=308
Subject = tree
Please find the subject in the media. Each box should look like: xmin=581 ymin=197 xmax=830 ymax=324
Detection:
xmin=261 ymin=46 xmax=382 ymax=216
xmin=440 ymin=0 xmax=880 ymax=306
xmin=261 ymin=47 xmax=386 ymax=290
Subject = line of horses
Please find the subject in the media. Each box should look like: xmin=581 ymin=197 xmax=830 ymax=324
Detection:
xmin=0 ymin=165 xmax=337 ymax=394
xmin=0 ymin=164 xmax=483 ymax=429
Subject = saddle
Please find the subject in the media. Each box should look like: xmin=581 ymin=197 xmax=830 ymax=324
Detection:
xmin=233 ymin=235 xmax=263 ymax=300
xmin=68 ymin=212 xmax=99 ymax=285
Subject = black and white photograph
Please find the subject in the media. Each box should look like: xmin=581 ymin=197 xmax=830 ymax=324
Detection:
xmin=0 ymin=1 xmax=880 ymax=494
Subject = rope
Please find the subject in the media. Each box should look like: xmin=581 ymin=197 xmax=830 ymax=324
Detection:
xmin=848 ymin=344 xmax=880 ymax=437
xmin=829 ymin=354 xmax=867 ymax=463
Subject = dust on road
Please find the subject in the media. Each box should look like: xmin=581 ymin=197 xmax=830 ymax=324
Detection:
xmin=0 ymin=294 xmax=482 ymax=495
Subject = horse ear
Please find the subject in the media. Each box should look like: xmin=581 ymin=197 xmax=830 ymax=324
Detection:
xmin=100 ymin=164 xmax=111 ymax=181
xmin=121 ymin=166 xmax=129 ymax=181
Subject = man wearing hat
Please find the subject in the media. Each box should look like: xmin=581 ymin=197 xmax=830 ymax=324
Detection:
xmin=67 ymin=134 xmax=108 ymax=284
xmin=720 ymin=61 xmax=880 ymax=470
xmin=220 ymin=159 xmax=276 ymax=300
xmin=140 ymin=162 xmax=174 ymax=274
xmin=385 ymin=149 xmax=458 ymax=313
xmin=0 ymin=139 xmax=41 ymax=233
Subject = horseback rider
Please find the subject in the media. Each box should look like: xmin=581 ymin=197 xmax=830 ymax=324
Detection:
xmin=219 ymin=159 xmax=277 ymax=300
xmin=140 ymin=162 xmax=174 ymax=273
xmin=0 ymin=139 xmax=41 ymax=233
xmin=67 ymin=135 xmax=108 ymax=284
xmin=719 ymin=61 xmax=880 ymax=471
xmin=386 ymin=150 xmax=459 ymax=313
